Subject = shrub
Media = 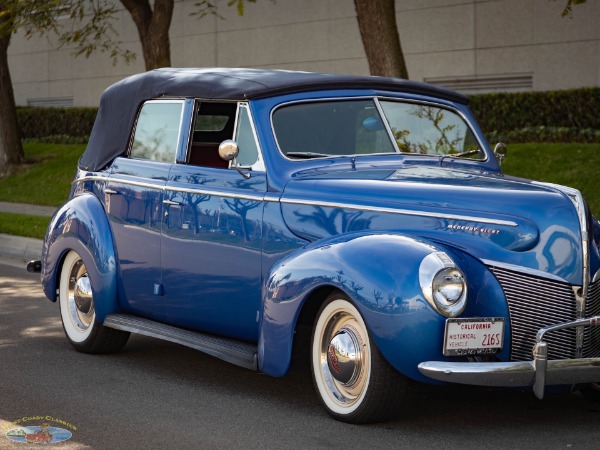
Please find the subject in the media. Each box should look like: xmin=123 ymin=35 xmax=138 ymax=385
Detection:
xmin=469 ymin=88 xmax=600 ymax=142
xmin=14 ymin=87 xmax=600 ymax=144
xmin=17 ymin=107 xmax=97 ymax=141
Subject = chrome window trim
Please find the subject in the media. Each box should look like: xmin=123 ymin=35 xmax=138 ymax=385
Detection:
xmin=178 ymin=99 xmax=198 ymax=164
xmin=75 ymin=175 xmax=266 ymax=203
xmin=373 ymin=97 xmax=401 ymax=154
xmin=280 ymin=197 xmax=518 ymax=227
xmin=270 ymin=95 xmax=489 ymax=163
xmin=128 ymin=99 xmax=187 ymax=164
xmin=234 ymin=102 xmax=266 ymax=172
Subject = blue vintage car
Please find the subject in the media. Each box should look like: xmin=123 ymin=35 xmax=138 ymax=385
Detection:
xmin=32 ymin=68 xmax=600 ymax=423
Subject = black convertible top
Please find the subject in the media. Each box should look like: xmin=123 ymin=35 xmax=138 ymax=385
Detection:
xmin=79 ymin=68 xmax=468 ymax=171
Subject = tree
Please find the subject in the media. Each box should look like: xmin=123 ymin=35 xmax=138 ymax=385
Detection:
xmin=556 ymin=0 xmax=587 ymax=17
xmin=0 ymin=2 xmax=22 ymax=166
xmin=0 ymin=0 xmax=590 ymax=166
xmin=353 ymin=0 xmax=408 ymax=79
xmin=353 ymin=0 xmax=587 ymax=80
xmin=120 ymin=0 xmax=173 ymax=70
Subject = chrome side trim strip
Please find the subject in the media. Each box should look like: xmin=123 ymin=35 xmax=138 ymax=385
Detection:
xmin=74 ymin=175 xmax=266 ymax=202
xmin=71 ymin=175 xmax=157 ymax=189
xmin=164 ymin=185 xmax=265 ymax=202
xmin=281 ymin=198 xmax=519 ymax=227
xmin=76 ymin=175 xmax=516 ymax=226
xmin=263 ymin=192 xmax=282 ymax=203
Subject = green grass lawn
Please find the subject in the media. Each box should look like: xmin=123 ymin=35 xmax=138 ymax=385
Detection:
xmin=0 ymin=142 xmax=598 ymax=240
xmin=503 ymin=143 xmax=600 ymax=216
xmin=0 ymin=212 xmax=51 ymax=239
xmin=0 ymin=142 xmax=84 ymax=206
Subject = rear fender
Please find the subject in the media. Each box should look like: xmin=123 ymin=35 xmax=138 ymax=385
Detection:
xmin=41 ymin=194 xmax=118 ymax=322
xmin=258 ymin=231 xmax=447 ymax=377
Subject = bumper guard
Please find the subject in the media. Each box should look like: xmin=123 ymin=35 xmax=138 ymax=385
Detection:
xmin=418 ymin=316 xmax=600 ymax=399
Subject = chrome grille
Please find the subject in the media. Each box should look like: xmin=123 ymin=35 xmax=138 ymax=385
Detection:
xmin=583 ymin=280 xmax=600 ymax=358
xmin=488 ymin=266 xmax=578 ymax=361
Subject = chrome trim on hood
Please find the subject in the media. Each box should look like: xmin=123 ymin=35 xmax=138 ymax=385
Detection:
xmin=280 ymin=197 xmax=519 ymax=227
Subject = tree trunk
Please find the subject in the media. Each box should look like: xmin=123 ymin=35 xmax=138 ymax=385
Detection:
xmin=120 ymin=0 xmax=174 ymax=70
xmin=0 ymin=8 xmax=23 ymax=167
xmin=354 ymin=0 xmax=408 ymax=79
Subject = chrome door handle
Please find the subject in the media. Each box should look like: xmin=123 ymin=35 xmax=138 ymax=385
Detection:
xmin=105 ymin=189 xmax=120 ymax=195
xmin=162 ymin=200 xmax=181 ymax=206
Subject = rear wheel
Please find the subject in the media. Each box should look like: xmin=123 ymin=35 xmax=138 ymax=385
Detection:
xmin=311 ymin=292 xmax=407 ymax=423
xmin=59 ymin=251 xmax=129 ymax=353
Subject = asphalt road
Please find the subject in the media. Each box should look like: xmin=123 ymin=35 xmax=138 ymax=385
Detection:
xmin=1 ymin=256 xmax=600 ymax=449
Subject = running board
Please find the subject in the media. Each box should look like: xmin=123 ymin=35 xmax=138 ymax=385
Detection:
xmin=104 ymin=314 xmax=257 ymax=370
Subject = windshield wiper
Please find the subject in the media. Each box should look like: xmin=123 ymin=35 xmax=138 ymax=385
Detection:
xmin=286 ymin=152 xmax=333 ymax=159
xmin=451 ymin=149 xmax=482 ymax=158
xmin=439 ymin=149 xmax=482 ymax=166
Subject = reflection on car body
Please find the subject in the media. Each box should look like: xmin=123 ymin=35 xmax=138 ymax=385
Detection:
xmin=31 ymin=68 xmax=600 ymax=423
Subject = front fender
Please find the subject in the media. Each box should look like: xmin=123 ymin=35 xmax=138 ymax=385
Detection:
xmin=259 ymin=232 xmax=446 ymax=377
xmin=259 ymin=231 xmax=510 ymax=380
xmin=41 ymin=194 xmax=118 ymax=322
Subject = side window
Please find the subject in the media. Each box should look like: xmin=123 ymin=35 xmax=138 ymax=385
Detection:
xmin=130 ymin=101 xmax=184 ymax=162
xmin=234 ymin=106 xmax=259 ymax=167
xmin=188 ymin=102 xmax=237 ymax=168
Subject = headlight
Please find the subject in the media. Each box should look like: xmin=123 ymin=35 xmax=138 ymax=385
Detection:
xmin=419 ymin=252 xmax=467 ymax=317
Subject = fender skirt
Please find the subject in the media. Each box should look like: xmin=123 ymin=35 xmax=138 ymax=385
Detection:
xmin=41 ymin=194 xmax=118 ymax=323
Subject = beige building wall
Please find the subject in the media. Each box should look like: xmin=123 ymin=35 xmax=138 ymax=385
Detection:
xmin=8 ymin=0 xmax=600 ymax=107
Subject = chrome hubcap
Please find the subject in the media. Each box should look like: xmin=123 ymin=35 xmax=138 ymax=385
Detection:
xmin=318 ymin=306 xmax=369 ymax=407
xmin=327 ymin=326 xmax=362 ymax=385
xmin=67 ymin=259 xmax=95 ymax=332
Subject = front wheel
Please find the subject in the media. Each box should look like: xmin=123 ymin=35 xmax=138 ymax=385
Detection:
xmin=59 ymin=250 xmax=129 ymax=353
xmin=311 ymin=293 xmax=407 ymax=423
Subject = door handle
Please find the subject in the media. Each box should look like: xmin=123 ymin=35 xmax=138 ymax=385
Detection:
xmin=162 ymin=199 xmax=181 ymax=206
xmin=105 ymin=189 xmax=120 ymax=195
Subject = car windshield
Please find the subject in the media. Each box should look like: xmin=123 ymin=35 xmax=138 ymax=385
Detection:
xmin=272 ymin=98 xmax=483 ymax=160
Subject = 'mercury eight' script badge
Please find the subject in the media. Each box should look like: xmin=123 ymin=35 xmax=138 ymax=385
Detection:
xmin=447 ymin=224 xmax=501 ymax=235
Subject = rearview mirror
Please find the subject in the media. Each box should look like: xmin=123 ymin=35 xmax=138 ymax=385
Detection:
xmin=219 ymin=139 xmax=239 ymax=161
xmin=494 ymin=142 xmax=507 ymax=166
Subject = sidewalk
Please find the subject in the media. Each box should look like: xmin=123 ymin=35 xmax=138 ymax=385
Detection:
xmin=0 ymin=202 xmax=55 ymax=261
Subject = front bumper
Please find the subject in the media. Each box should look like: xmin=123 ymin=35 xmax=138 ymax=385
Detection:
xmin=418 ymin=316 xmax=600 ymax=399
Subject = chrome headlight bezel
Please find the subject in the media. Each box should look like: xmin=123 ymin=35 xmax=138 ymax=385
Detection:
xmin=419 ymin=251 xmax=467 ymax=318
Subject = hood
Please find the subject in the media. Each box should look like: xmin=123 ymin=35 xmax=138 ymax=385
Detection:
xmin=280 ymin=165 xmax=589 ymax=285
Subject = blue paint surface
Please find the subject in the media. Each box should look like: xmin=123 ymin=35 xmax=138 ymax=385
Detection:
xmin=41 ymin=84 xmax=600 ymax=384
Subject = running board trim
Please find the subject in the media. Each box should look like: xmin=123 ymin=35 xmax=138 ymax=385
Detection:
xmin=104 ymin=313 xmax=257 ymax=370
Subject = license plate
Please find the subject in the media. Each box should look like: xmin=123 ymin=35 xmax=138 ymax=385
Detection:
xmin=443 ymin=318 xmax=505 ymax=356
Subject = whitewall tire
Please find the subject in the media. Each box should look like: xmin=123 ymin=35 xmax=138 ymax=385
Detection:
xmin=59 ymin=251 xmax=129 ymax=353
xmin=311 ymin=292 xmax=407 ymax=423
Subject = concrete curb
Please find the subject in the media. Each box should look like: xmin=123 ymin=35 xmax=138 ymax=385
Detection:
xmin=0 ymin=201 xmax=56 ymax=217
xmin=0 ymin=233 xmax=43 ymax=262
